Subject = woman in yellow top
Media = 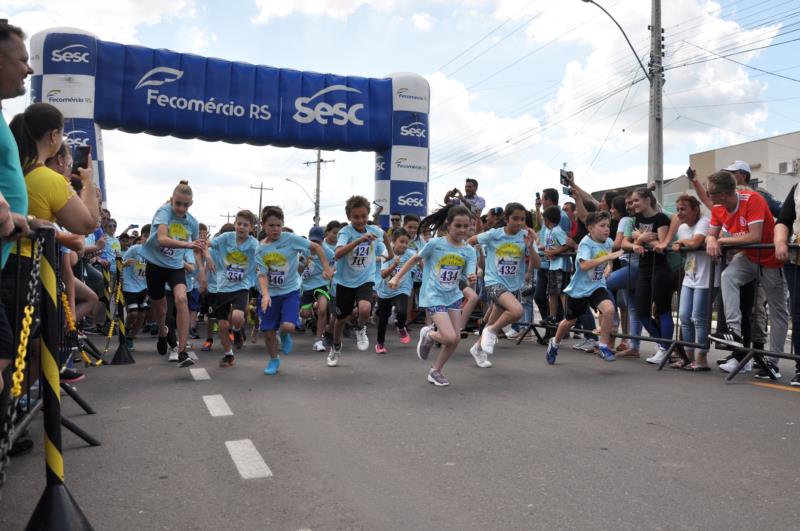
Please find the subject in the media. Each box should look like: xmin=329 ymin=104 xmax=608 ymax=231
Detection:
xmin=8 ymin=102 xmax=98 ymax=259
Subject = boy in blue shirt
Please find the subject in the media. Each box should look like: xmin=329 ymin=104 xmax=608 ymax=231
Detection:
xmin=300 ymin=225 xmax=336 ymax=352
xmin=546 ymin=211 xmax=622 ymax=365
xmin=541 ymin=205 xmax=569 ymax=329
xmin=122 ymin=227 xmax=150 ymax=350
xmin=328 ymin=196 xmax=393 ymax=367
xmin=257 ymin=207 xmax=332 ymax=375
xmin=208 ymin=211 xmax=259 ymax=368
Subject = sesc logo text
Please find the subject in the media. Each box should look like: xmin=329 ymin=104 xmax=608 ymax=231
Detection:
xmin=293 ymin=85 xmax=364 ymax=126
xmin=50 ymin=44 xmax=90 ymax=64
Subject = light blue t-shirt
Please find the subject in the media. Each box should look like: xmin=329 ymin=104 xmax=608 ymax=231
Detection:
xmin=563 ymin=236 xmax=613 ymax=299
xmin=255 ymin=232 xmax=311 ymax=296
xmin=407 ymin=237 xmax=424 ymax=283
xmin=541 ymin=225 xmax=567 ymax=271
xmin=184 ymin=250 xmax=197 ymax=292
xmin=334 ymin=224 xmax=385 ymax=288
xmin=101 ymin=235 xmax=122 ymax=272
xmin=210 ymin=232 xmax=258 ymax=293
xmin=122 ymin=244 xmax=148 ymax=293
xmin=0 ymin=116 xmax=28 ymax=269
xmin=476 ymin=227 xmax=527 ymax=291
xmin=373 ymin=240 xmax=387 ymax=286
xmin=377 ymin=249 xmax=416 ymax=299
xmin=302 ymin=241 xmax=335 ymax=291
xmin=417 ymin=237 xmax=477 ymax=308
xmin=142 ymin=203 xmax=200 ymax=269
xmin=322 ymin=239 xmax=337 ymax=295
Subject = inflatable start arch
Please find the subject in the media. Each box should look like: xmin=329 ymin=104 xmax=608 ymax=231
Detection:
xmin=29 ymin=28 xmax=430 ymax=226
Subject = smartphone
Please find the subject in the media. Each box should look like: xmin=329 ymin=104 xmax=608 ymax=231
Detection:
xmin=562 ymin=186 xmax=573 ymax=197
xmin=130 ymin=224 xmax=139 ymax=229
xmin=559 ymin=169 xmax=570 ymax=187
xmin=535 ymin=192 xmax=541 ymax=201
xmin=72 ymin=145 xmax=91 ymax=174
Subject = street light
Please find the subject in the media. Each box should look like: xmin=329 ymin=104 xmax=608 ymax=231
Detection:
xmin=285 ymin=178 xmax=319 ymax=226
xmin=581 ymin=0 xmax=664 ymax=204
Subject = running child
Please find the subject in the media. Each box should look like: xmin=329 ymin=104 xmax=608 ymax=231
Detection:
xmin=540 ymin=205 xmax=569 ymax=329
xmin=201 ymin=223 xmax=233 ymax=352
xmin=328 ymin=196 xmax=393 ymax=367
xmin=256 ymin=207 xmax=332 ymax=375
xmin=207 ymin=211 xmax=259 ymax=368
xmin=121 ymin=226 xmax=150 ymax=350
xmin=375 ymin=228 xmax=415 ymax=353
xmin=300 ymin=225 xmax=335 ymax=352
xmin=141 ymin=181 xmax=206 ymax=367
xmin=389 ymin=205 xmax=477 ymax=386
xmin=546 ymin=211 xmax=623 ymax=364
xmin=470 ymin=202 xmax=538 ymax=365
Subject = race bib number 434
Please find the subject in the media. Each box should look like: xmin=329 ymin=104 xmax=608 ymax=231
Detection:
xmin=438 ymin=265 xmax=460 ymax=287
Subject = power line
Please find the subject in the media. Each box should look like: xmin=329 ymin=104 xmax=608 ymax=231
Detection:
xmin=679 ymin=38 xmax=800 ymax=83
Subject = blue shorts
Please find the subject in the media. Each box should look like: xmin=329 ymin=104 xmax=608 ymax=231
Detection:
xmin=425 ymin=299 xmax=463 ymax=314
xmin=258 ymin=290 xmax=301 ymax=331
xmin=188 ymin=288 xmax=201 ymax=312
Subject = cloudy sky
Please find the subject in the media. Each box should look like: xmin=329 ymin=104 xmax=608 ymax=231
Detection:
xmin=2 ymin=0 xmax=798 ymax=234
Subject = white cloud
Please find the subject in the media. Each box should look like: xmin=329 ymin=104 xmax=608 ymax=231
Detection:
xmin=411 ymin=12 xmax=433 ymax=31
xmin=1 ymin=0 xmax=197 ymax=44
xmin=251 ymin=0 xmax=400 ymax=24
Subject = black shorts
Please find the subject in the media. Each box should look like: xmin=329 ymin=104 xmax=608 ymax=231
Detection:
xmin=206 ymin=292 xmax=218 ymax=318
xmin=123 ymin=290 xmax=149 ymax=312
xmin=213 ymin=289 xmax=249 ymax=320
xmin=565 ymin=288 xmax=610 ymax=321
xmin=301 ymin=286 xmax=331 ymax=308
xmin=145 ymin=262 xmax=186 ymax=300
xmin=1 ymin=255 xmax=40 ymax=342
xmin=334 ymin=283 xmax=373 ymax=318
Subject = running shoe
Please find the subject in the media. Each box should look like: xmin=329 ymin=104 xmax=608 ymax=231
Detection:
xmin=597 ymin=346 xmax=616 ymax=362
xmin=417 ymin=326 xmax=434 ymax=360
xmin=480 ymin=327 xmax=498 ymax=355
xmin=645 ymin=347 xmax=668 ymax=365
xmin=327 ymin=345 xmax=341 ymax=367
xmin=157 ymin=335 xmax=168 ymax=356
xmin=312 ymin=339 xmax=326 ymax=352
xmin=263 ymin=357 xmax=281 ymax=375
xmin=709 ymin=327 xmax=744 ymax=348
xmin=355 ymin=326 xmax=369 ymax=351
xmin=375 ymin=343 xmax=387 ymax=354
xmin=166 ymin=326 xmax=177 ymax=349
xmin=219 ymin=353 xmax=235 ymax=368
xmin=753 ymin=362 xmax=781 ymax=380
xmin=469 ymin=343 xmax=492 ymax=368
xmin=398 ymin=326 xmax=411 ymax=344
xmin=201 ymin=338 xmax=213 ymax=352
xmin=59 ymin=367 xmax=85 ymax=383
xmin=279 ymin=330 xmax=293 ymax=355
xmin=572 ymin=338 xmax=596 ymax=352
xmin=189 ymin=327 xmax=200 ymax=339
xmin=168 ymin=347 xmax=179 ymax=362
xmin=546 ymin=339 xmax=559 ymax=365
xmin=719 ymin=358 xmax=752 ymax=374
xmin=790 ymin=372 xmax=800 ymax=387
xmin=177 ymin=351 xmax=195 ymax=368
xmin=427 ymin=368 xmax=449 ymax=386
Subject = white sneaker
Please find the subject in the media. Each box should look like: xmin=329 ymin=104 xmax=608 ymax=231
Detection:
xmin=355 ymin=326 xmax=369 ymax=351
xmin=327 ymin=345 xmax=340 ymax=367
xmin=168 ymin=347 xmax=179 ymax=362
xmin=645 ymin=347 xmax=668 ymax=365
xmin=187 ymin=350 xmax=198 ymax=361
xmin=502 ymin=324 xmax=519 ymax=339
xmin=480 ymin=327 xmax=498 ymax=355
xmin=572 ymin=339 xmax=597 ymax=352
xmin=312 ymin=339 xmax=326 ymax=352
xmin=719 ymin=358 xmax=752 ymax=374
xmin=469 ymin=343 xmax=492 ymax=368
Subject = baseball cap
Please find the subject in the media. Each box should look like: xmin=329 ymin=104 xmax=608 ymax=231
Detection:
xmin=724 ymin=160 xmax=751 ymax=174
xmin=308 ymin=226 xmax=324 ymax=242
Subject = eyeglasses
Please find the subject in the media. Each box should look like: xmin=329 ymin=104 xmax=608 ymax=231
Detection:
xmin=390 ymin=217 xmax=401 ymax=222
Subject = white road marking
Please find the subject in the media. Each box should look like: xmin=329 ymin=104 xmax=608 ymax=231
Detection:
xmin=225 ymin=439 xmax=273 ymax=479
xmin=202 ymin=394 xmax=233 ymax=417
xmin=190 ymin=368 xmax=210 ymax=380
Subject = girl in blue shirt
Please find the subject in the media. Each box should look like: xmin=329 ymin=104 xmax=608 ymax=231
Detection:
xmin=375 ymin=228 xmax=416 ymax=353
xmin=142 ymin=180 xmax=206 ymax=368
xmin=468 ymin=203 xmax=539 ymax=366
xmin=390 ymin=205 xmax=477 ymax=387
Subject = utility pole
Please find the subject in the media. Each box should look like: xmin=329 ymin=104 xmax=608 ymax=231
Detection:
xmin=220 ymin=212 xmax=234 ymax=224
xmin=249 ymin=182 xmax=273 ymax=222
xmin=303 ymin=149 xmax=334 ymax=226
xmin=648 ymin=0 xmax=665 ymax=204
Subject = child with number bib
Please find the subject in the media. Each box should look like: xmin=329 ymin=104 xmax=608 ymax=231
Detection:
xmin=390 ymin=205 xmax=477 ymax=386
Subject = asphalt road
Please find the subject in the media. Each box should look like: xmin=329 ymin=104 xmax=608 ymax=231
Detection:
xmin=1 ymin=324 xmax=798 ymax=530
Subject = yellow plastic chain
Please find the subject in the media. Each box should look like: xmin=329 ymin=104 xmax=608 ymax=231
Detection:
xmin=106 ymin=274 xmax=123 ymax=339
xmin=10 ymin=306 xmax=33 ymax=398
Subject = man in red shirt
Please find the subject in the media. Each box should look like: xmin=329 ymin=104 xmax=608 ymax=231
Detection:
xmin=706 ymin=171 xmax=788 ymax=378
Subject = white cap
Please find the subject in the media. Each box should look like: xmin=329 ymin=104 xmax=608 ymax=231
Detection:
xmin=724 ymin=160 xmax=751 ymax=174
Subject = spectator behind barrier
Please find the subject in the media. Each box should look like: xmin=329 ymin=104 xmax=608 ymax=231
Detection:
xmin=771 ymin=184 xmax=800 ymax=386
xmin=706 ymin=171 xmax=789 ymax=378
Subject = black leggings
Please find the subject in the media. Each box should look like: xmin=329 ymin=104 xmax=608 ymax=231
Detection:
xmin=635 ymin=264 xmax=673 ymax=318
xmin=376 ymin=294 xmax=408 ymax=344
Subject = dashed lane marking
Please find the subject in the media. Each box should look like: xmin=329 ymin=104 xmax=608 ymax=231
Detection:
xmin=203 ymin=394 xmax=233 ymax=417
xmin=225 ymin=439 xmax=273 ymax=479
xmin=190 ymin=368 xmax=210 ymax=380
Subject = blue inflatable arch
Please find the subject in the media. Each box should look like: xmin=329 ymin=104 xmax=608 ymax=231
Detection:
xmin=30 ymin=27 xmax=430 ymax=226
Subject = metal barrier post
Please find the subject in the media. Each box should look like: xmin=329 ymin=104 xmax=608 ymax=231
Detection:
xmin=110 ymin=256 xmax=134 ymax=365
xmin=25 ymin=229 xmax=94 ymax=531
